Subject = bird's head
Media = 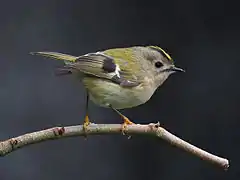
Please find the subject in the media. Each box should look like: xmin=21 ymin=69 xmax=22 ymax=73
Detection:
xmin=140 ymin=46 xmax=185 ymax=90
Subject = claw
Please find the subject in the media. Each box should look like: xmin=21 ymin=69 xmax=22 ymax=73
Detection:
xmin=109 ymin=105 xmax=134 ymax=137
xmin=121 ymin=115 xmax=134 ymax=136
xmin=83 ymin=115 xmax=90 ymax=138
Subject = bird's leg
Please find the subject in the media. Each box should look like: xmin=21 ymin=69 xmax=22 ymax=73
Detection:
xmin=83 ymin=92 xmax=90 ymax=136
xmin=110 ymin=106 xmax=135 ymax=135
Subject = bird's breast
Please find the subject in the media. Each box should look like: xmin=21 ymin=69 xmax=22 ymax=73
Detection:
xmin=82 ymin=77 xmax=154 ymax=109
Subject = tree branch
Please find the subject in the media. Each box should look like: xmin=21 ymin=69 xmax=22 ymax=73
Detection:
xmin=0 ymin=123 xmax=229 ymax=170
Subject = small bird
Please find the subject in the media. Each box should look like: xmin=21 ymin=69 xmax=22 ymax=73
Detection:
xmin=31 ymin=46 xmax=184 ymax=133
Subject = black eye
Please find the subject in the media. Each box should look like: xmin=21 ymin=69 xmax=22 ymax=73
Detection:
xmin=155 ymin=61 xmax=163 ymax=68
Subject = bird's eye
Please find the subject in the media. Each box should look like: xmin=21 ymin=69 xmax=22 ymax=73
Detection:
xmin=155 ymin=61 xmax=163 ymax=68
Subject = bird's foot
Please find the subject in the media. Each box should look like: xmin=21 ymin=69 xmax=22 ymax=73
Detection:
xmin=83 ymin=115 xmax=91 ymax=138
xmin=121 ymin=115 xmax=134 ymax=137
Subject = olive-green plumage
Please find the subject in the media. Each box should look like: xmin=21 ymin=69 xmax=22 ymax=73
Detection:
xmin=31 ymin=46 xmax=184 ymax=109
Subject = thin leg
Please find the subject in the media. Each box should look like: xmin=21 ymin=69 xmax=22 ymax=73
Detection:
xmin=83 ymin=92 xmax=90 ymax=134
xmin=110 ymin=105 xmax=135 ymax=134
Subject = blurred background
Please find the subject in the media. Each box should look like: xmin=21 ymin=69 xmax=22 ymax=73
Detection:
xmin=0 ymin=0 xmax=239 ymax=179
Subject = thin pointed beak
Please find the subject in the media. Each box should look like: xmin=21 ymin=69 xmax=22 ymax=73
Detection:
xmin=170 ymin=66 xmax=185 ymax=73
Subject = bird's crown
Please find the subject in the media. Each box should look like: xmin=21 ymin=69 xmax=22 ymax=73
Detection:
xmin=147 ymin=46 xmax=173 ymax=63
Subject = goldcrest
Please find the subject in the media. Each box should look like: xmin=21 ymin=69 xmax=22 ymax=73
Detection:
xmin=31 ymin=46 xmax=184 ymax=131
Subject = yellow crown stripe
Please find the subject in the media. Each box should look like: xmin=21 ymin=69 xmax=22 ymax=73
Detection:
xmin=148 ymin=46 xmax=173 ymax=62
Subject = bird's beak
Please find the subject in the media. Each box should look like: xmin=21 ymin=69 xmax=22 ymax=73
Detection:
xmin=169 ymin=66 xmax=185 ymax=73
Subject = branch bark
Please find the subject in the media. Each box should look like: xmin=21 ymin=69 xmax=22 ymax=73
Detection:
xmin=0 ymin=123 xmax=229 ymax=170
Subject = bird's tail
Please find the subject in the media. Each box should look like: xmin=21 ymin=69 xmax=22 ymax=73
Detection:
xmin=30 ymin=51 xmax=79 ymax=76
xmin=30 ymin=52 xmax=78 ymax=65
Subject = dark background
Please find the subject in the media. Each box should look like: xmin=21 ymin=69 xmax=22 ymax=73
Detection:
xmin=0 ymin=0 xmax=239 ymax=179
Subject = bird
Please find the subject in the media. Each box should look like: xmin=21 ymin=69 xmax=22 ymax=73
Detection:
xmin=30 ymin=46 xmax=184 ymax=133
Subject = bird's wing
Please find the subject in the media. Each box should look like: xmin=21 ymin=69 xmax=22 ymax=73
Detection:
xmin=66 ymin=51 xmax=142 ymax=87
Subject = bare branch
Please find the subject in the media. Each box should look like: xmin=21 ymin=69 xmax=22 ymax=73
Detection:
xmin=0 ymin=123 xmax=229 ymax=170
